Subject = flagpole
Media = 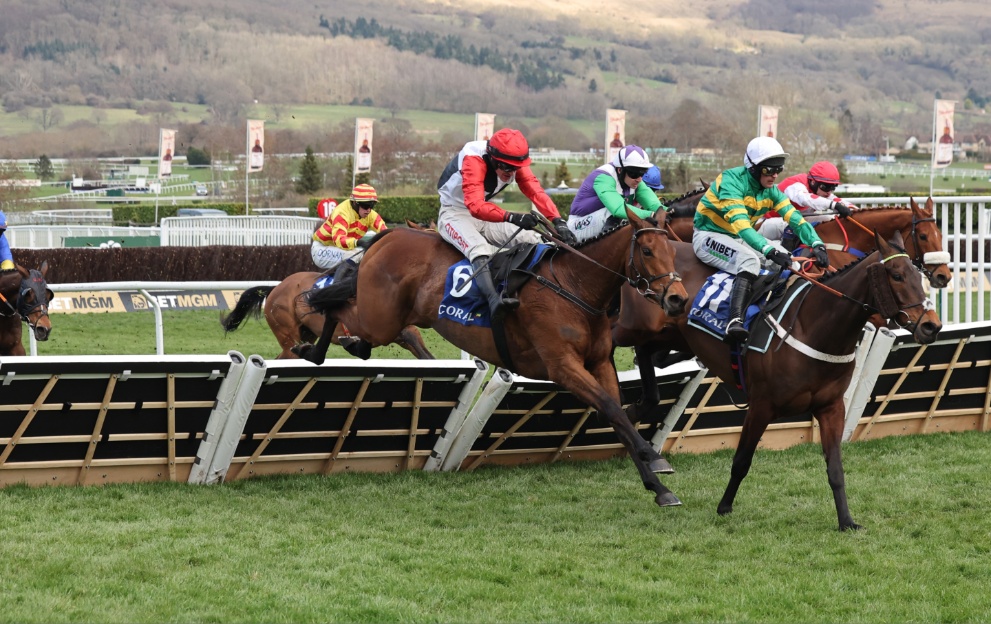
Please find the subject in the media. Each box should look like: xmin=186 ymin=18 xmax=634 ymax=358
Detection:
xmin=351 ymin=121 xmax=358 ymax=190
xmin=929 ymin=99 xmax=937 ymax=198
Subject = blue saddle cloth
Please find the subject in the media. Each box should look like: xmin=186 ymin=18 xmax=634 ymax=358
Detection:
xmin=313 ymin=274 xmax=335 ymax=290
xmin=438 ymin=244 xmax=553 ymax=327
xmin=687 ymin=269 xmax=805 ymax=352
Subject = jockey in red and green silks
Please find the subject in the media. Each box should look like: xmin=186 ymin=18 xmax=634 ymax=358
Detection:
xmin=0 ymin=211 xmax=14 ymax=271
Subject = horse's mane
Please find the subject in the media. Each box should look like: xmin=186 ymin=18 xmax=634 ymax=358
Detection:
xmin=818 ymin=238 xmax=908 ymax=284
xmin=846 ymin=204 xmax=912 ymax=214
xmin=666 ymin=186 xmax=706 ymax=205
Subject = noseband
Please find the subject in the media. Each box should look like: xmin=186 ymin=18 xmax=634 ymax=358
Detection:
xmin=629 ymin=227 xmax=682 ymax=300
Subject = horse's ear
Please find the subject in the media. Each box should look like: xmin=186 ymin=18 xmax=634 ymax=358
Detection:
xmin=46 ymin=288 xmax=54 ymax=303
xmin=890 ymin=229 xmax=905 ymax=248
xmin=40 ymin=260 xmax=48 ymax=276
xmin=625 ymin=206 xmax=646 ymax=229
xmin=16 ymin=264 xmax=28 ymax=279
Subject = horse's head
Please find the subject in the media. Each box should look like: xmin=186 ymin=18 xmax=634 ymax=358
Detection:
xmin=17 ymin=261 xmax=53 ymax=341
xmin=871 ymin=231 xmax=941 ymax=344
xmin=626 ymin=208 xmax=688 ymax=317
xmin=907 ymin=197 xmax=951 ymax=289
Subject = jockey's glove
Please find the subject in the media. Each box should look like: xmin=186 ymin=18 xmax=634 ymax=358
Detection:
xmin=767 ymin=249 xmax=793 ymax=270
xmin=552 ymin=218 xmax=578 ymax=246
xmin=505 ymin=212 xmax=538 ymax=230
xmin=355 ymin=237 xmax=372 ymax=249
xmin=832 ymin=201 xmax=853 ymax=218
xmin=812 ymin=245 xmax=830 ymax=268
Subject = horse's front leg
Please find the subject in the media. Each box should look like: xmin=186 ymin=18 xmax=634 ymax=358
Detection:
xmin=717 ymin=398 xmax=774 ymax=517
xmin=816 ymin=399 xmax=862 ymax=531
xmin=552 ymin=358 xmax=680 ymax=508
xmin=625 ymin=344 xmax=675 ymax=474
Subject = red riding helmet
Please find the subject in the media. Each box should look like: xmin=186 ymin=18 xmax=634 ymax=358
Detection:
xmin=486 ymin=128 xmax=532 ymax=168
xmin=808 ymin=161 xmax=841 ymax=185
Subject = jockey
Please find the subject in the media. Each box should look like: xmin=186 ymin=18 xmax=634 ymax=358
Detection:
xmin=567 ymin=145 xmax=666 ymax=243
xmin=693 ymin=137 xmax=829 ymax=341
xmin=311 ymin=184 xmax=387 ymax=272
xmin=643 ymin=165 xmax=665 ymax=191
xmin=0 ymin=211 xmax=14 ymax=270
xmin=758 ymin=160 xmax=857 ymax=244
xmin=437 ymin=128 xmax=577 ymax=321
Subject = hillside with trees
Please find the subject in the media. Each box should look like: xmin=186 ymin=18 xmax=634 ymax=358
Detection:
xmin=1 ymin=0 xmax=989 ymax=193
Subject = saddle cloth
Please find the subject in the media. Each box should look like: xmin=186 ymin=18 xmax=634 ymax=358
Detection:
xmin=687 ymin=270 xmax=810 ymax=352
xmin=438 ymin=243 xmax=553 ymax=327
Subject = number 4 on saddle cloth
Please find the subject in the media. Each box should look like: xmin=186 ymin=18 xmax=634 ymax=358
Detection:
xmin=687 ymin=270 xmax=811 ymax=352
xmin=439 ymin=243 xmax=555 ymax=327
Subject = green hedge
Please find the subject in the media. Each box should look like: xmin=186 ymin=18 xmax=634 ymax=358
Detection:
xmin=112 ymin=203 xmax=243 ymax=225
xmin=307 ymin=196 xmax=440 ymax=223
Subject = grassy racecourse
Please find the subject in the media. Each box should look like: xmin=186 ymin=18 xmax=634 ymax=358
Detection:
xmin=1 ymin=433 xmax=990 ymax=622
xmin=5 ymin=309 xmax=991 ymax=621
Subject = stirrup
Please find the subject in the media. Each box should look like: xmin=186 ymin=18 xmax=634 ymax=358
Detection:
xmin=726 ymin=317 xmax=749 ymax=341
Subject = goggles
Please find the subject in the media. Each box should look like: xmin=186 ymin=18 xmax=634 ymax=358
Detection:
xmin=759 ymin=165 xmax=784 ymax=176
xmin=816 ymin=182 xmax=837 ymax=193
xmin=624 ymin=167 xmax=648 ymax=179
xmin=354 ymin=201 xmax=377 ymax=210
xmin=492 ymin=160 xmax=520 ymax=173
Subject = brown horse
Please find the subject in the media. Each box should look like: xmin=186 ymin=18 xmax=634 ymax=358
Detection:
xmin=0 ymin=263 xmax=54 ymax=356
xmin=297 ymin=209 xmax=691 ymax=507
xmin=615 ymin=232 xmax=942 ymax=530
xmin=220 ymin=271 xmax=435 ymax=360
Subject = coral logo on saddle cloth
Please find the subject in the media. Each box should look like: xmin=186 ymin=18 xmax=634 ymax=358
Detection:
xmin=438 ymin=261 xmax=490 ymax=328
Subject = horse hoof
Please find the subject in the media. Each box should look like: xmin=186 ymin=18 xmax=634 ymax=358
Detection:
xmin=649 ymin=457 xmax=675 ymax=474
xmin=717 ymin=505 xmax=732 ymax=516
xmin=291 ymin=344 xmax=311 ymax=358
xmin=840 ymin=522 xmax=865 ymax=532
xmin=655 ymin=492 xmax=682 ymax=507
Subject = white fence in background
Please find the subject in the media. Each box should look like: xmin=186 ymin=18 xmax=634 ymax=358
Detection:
xmin=7 ymin=225 xmax=160 ymax=248
xmin=160 ymin=215 xmax=321 ymax=246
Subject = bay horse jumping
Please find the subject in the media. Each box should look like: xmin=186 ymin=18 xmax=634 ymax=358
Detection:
xmin=220 ymin=271 xmax=435 ymax=360
xmin=297 ymin=209 xmax=691 ymax=507
xmin=0 ymin=263 xmax=54 ymax=356
xmin=616 ymin=232 xmax=942 ymax=530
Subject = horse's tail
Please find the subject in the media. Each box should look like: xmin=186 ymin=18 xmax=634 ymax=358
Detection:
xmin=307 ymin=273 xmax=356 ymax=315
xmin=220 ymin=285 xmax=274 ymax=333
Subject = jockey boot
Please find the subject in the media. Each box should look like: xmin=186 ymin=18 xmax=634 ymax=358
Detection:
xmin=725 ymin=271 xmax=756 ymax=342
xmin=472 ymin=256 xmax=518 ymax=322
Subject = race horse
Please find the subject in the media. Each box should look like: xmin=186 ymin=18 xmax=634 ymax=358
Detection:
xmin=0 ymin=262 xmax=53 ymax=356
xmin=220 ymin=271 xmax=435 ymax=360
xmin=296 ymin=209 xmax=692 ymax=507
xmin=613 ymin=232 xmax=942 ymax=530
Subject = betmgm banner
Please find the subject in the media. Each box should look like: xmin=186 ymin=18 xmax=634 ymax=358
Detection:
xmin=354 ymin=117 xmax=374 ymax=174
xmin=247 ymin=119 xmax=265 ymax=172
xmin=50 ymin=290 xmax=248 ymax=314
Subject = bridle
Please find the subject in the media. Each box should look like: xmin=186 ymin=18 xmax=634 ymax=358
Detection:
xmin=17 ymin=272 xmax=51 ymax=331
xmin=533 ymin=221 xmax=683 ymax=315
xmin=628 ymin=227 xmax=683 ymax=302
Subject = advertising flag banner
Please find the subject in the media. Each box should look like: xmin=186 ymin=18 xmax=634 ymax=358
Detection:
xmin=933 ymin=99 xmax=955 ymax=168
xmin=475 ymin=113 xmax=495 ymax=142
xmin=758 ymin=105 xmax=779 ymax=139
xmin=158 ymin=129 xmax=176 ymax=178
xmin=605 ymin=109 xmax=627 ymax=164
xmin=247 ymin=120 xmax=265 ymax=172
xmin=354 ymin=118 xmax=374 ymax=174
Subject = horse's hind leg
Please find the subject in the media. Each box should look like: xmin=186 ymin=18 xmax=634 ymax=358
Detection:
xmin=397 ymin=326 xmax=434 ymax=360
xmin=816 ymin=399 xmax=862 ymax=531
xmin=717 ymin=400 xmax=774 ymax=517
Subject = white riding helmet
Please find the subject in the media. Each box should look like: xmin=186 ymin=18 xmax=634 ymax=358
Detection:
xmin=743 ymin=136 xmax=789 ymax=168
xmin=610 ymin=145 xmax=652 ymax=169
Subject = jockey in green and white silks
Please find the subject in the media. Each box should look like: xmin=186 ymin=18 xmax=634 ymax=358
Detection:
xmin=692 ymin=137 xmax=829 ymax=341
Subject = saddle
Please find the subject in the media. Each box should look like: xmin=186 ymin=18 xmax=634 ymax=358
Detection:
xmin=489 ymin=242 xmax=557 ymax=300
